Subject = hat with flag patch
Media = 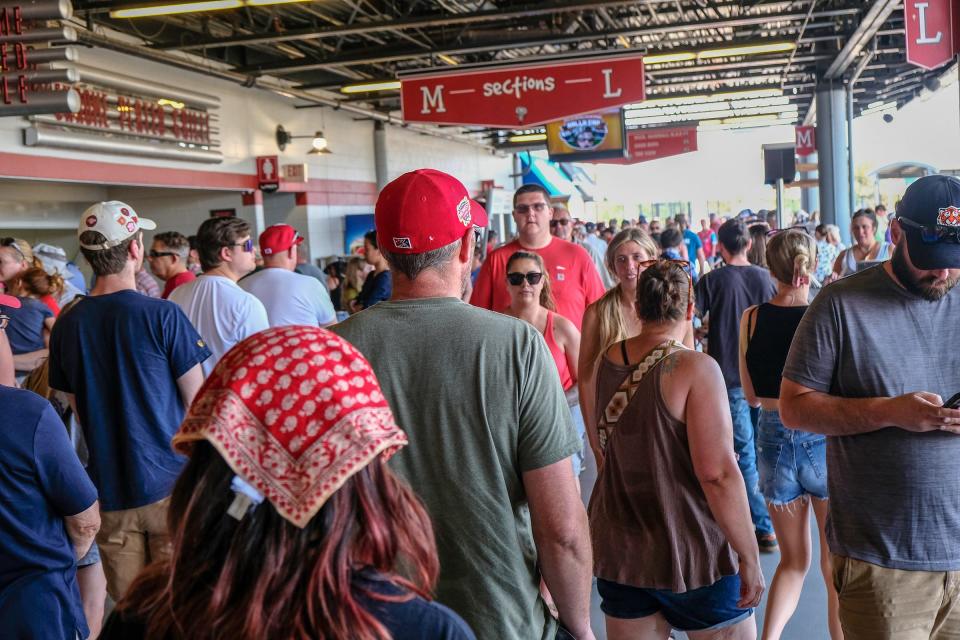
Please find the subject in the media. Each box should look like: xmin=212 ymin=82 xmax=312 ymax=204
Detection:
xmin=895 ymin=175 xmax=960 ymax=270
xmin=374 ymin=169 xmax=488 ymax=255
xmin=78 ymin=201 xmax=156 ymax=251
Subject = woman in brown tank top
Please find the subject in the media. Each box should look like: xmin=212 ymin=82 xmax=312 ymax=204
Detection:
xmin=588 ymin=260 xmax=764 ymax=640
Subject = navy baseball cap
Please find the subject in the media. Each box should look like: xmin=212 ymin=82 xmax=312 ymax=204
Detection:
xmin=896 ymin=174 xmax=960 ymax=270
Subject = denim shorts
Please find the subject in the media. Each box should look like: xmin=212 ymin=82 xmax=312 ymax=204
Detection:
xmin=756 ymin=409 xmax=828 ymax=505
xmin=77 ymin=541 xmax=100 ymax=567
xmin=596 ymin=574 xmax=753 ymax=631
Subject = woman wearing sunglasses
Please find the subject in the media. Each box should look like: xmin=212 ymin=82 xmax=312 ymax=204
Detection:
xmin=590 ymin=260 xmax=763 ymax=640
xmin=100 ymin=327 xmax=474 ymax=640
xmin=738 ymin=230 xmax=840 ymax=640
xmin=0 ymin=237 xmax=56 ymax=376
xmin=502 ymin=251 xmax=582 ymax=470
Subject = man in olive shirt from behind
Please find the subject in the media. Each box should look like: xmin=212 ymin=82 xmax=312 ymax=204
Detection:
xmin=333 ymin=169 xmax=594 ymax=640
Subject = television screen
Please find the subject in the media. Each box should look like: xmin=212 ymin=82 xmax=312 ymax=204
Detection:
xmin=546 ymin=110 xmax=626 ymax=162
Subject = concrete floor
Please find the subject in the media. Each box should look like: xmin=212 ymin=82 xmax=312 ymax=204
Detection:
xmin=580 ymin=449 xmax=832 ymax=640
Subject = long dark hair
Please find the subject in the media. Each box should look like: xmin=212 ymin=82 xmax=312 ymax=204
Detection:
xmin=116 ymin=442 xmax=438 ymax=640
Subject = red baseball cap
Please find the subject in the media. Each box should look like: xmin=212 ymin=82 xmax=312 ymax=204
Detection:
xmin=375 ymin=169 xmax=488 ymax=254
xmin=259 ymin=224 xmax=304 ymax=256
xmin=0 ymin=293 xmax=20 ymax=309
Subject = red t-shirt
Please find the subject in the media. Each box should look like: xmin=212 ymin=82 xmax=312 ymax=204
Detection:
xmin=40 ymin=294 xmax=60 ymax=317
xmin=161 ymin=270 xmax=196 ymax=300
xmin=470 ymin=237 xmax=604 ymax=330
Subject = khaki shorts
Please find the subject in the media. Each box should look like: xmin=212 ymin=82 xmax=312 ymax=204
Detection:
xmin=833 ymin=554 xmax=960 ymax=640
xmin=96 ymin=497 xmax=172 ymax=602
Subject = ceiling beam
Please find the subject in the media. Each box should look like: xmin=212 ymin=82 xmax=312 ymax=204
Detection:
xmin=157 ymin=0 xmax=654 ymax=51
xmin=824 ymin=0 xmax=900 ymax=79
xmin=235 ymin=8 xmax=860 ymax=76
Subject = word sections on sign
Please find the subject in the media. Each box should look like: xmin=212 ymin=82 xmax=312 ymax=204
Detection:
xmin=401 ymin=54 xmax=645 ymax=128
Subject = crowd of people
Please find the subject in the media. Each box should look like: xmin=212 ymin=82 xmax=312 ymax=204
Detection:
xmin=1 ymin=169 xmax=959 ymax=640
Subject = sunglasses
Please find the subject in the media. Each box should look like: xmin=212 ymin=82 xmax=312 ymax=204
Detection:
xmin=0 ymin=237 xmax=25 ymax=261
xmin=148 ymin=250 xmax=177 ymax=259
xmin=898 ymin=217 xmax=960 ymax=245
xmin=507 ymin=271 xmax=543 ymax=286
xmin=515 ymin=202 xmax=549 ymax=215
xmin=229 ymin=239 xmax=255 ymax=252
xmin=0 ymin=314 xmax=7 ymax=331
xmin=550 ymin=219 xmax=571 ymax=227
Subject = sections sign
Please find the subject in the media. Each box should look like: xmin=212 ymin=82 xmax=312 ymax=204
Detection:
xmin=905 ymin=0 xmax=958 ymax=70
xmin=400 ymin=54 xmax=644 ymax=128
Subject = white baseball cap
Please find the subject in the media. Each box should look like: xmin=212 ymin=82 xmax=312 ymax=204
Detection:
xmin=78 ymin=201 xmax=156 ymax=250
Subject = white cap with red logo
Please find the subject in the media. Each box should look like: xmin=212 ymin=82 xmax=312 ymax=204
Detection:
xmin=78 ymin=201 xmax=157 ymax=250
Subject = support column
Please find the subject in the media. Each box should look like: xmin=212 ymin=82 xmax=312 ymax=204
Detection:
xmin=374 ymin=121 xmax=388 ymax=191
xmin=241 ymin=190 xmax=265 ymax=235
xmin=800 ymin=152 xmax=820 ymax=215
xmin=293 ymin=192 xmax=342 ymax=261
xmin=815 ymin=81 xmax=852 ymax=245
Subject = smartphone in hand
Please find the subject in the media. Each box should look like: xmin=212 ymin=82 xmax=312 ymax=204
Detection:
xmin=945 ymin=392 xmax=960 ymax=409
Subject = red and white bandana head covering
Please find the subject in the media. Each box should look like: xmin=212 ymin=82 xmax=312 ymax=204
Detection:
xmin=172 ymin=326 xmax=407 ymax=528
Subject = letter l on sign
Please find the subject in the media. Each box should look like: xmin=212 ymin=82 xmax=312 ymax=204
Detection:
xmin=905 ymin=0 xmax=957 ymax=70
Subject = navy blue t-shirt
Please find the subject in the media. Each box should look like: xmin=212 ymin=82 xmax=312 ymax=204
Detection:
xmin=0 ymin=386 xmax=97 ymax=640
xmin=100 ymin=569 xmax=475 ymax=639
xmin=6 ymin=296 xmax=52 ymax=355
xmin=48 ymin=290 xmax=211 ymax=511
xmin=357 ymin=270 xmax=392 ymax=309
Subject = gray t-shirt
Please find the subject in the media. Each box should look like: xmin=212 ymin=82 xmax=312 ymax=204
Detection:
xmin=784 ymin=265 xmax=960 ymax=570
xmin=333 ymin=297 xmax=579 ymax=640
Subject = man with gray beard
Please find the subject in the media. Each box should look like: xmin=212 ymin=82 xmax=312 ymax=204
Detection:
xmin=780 ymin=174 xmax=960 ymax=639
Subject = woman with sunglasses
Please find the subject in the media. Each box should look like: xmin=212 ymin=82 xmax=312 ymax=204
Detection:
xmin=738 ymin=231 xmax=840 ymax=640
xmin=0 ymin=238 xmax=57 ymax=376
xmin=100 ymin=326 xmax=474 ymax=640
xmin=589 ymin=260 xmax=763 ymax=640
xmin=579 ymin=229 xmax=692 ymax=467
xmin=829 ymin=209 xmax=891 ymax=281
xmin=502 ymin=251 xmax=582 ymax=467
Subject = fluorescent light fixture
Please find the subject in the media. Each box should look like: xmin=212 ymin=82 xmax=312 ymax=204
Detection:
xmin=643 ymin=42 xmax=794 ymax=66
xmin=508 ymin=133 xmax=547 ymax=143
xmin=644 ymin=52 xmax=697 ymax=65
xmin=698 ymin=42 xmax=795 ymax=59
xmin=109 ymin=0 xmax=310 ymax=18
xmin=438 ymin=54 xmax=459 ymax=66
xmin=340 ymin=80 xmax=402 ymax=94
xmin=629 ymin=88 xmax=783 ymax=108
xmin=157 ymin=98 xmax=184 ymax=109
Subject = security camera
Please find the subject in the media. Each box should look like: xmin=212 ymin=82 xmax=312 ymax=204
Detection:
xmin=882 ymin=113 xmax=894 ymax=123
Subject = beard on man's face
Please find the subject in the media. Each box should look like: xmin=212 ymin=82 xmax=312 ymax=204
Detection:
xmin=890 ymin=243 xmax=959 ymax=301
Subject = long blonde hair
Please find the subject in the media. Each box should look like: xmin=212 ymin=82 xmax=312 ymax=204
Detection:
xmin=593 ymin=228 xmax=659 ymax=352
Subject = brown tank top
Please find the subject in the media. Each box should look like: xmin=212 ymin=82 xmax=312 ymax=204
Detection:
xmin=588 ymin=343 xmax=738 ymax=592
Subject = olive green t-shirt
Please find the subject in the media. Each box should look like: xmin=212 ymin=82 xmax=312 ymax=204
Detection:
xmin=333 ymin=297 xmax=579 ymax=640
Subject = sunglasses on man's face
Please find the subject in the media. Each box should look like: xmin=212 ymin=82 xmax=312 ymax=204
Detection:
xmin=148 ymin=250 xmax=177 ymax=259
xmin=515 ymin=202 xmax=549 ymax=215
xmin=550 ymin=219 xmax=571 ymax=227
xmin=507 ymin=271 xmax=543 ymax=286
xmin=898 ymin=217 xmax=960 ymax=245
xmin=229 ymin=239 xmax=255 ymax=253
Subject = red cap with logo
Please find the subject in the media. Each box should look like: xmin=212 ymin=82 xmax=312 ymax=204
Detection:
xmin=375 ymin=169 xmax=488 ymax=254
xmin=259 ymin=224 xmax=304 ymax=256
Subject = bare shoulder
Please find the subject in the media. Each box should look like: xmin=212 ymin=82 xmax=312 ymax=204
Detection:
xmin=661 ymin=348 xmax=719 ymax=380
xmin=552 ymin=313 xmax=580 ymax=340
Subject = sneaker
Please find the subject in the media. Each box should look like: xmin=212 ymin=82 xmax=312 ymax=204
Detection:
xmin=757 ymin=532 xmax=779 ymax=553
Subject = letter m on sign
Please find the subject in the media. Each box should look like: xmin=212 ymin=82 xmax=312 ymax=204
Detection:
xmin=795 ymin=126 xmax=815 ymax=156
xmin=420 ymin=85 xmax=446 ymax=114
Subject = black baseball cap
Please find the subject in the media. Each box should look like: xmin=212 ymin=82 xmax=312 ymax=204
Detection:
xmin=896 ymin=174 xmax=960 ymax=270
